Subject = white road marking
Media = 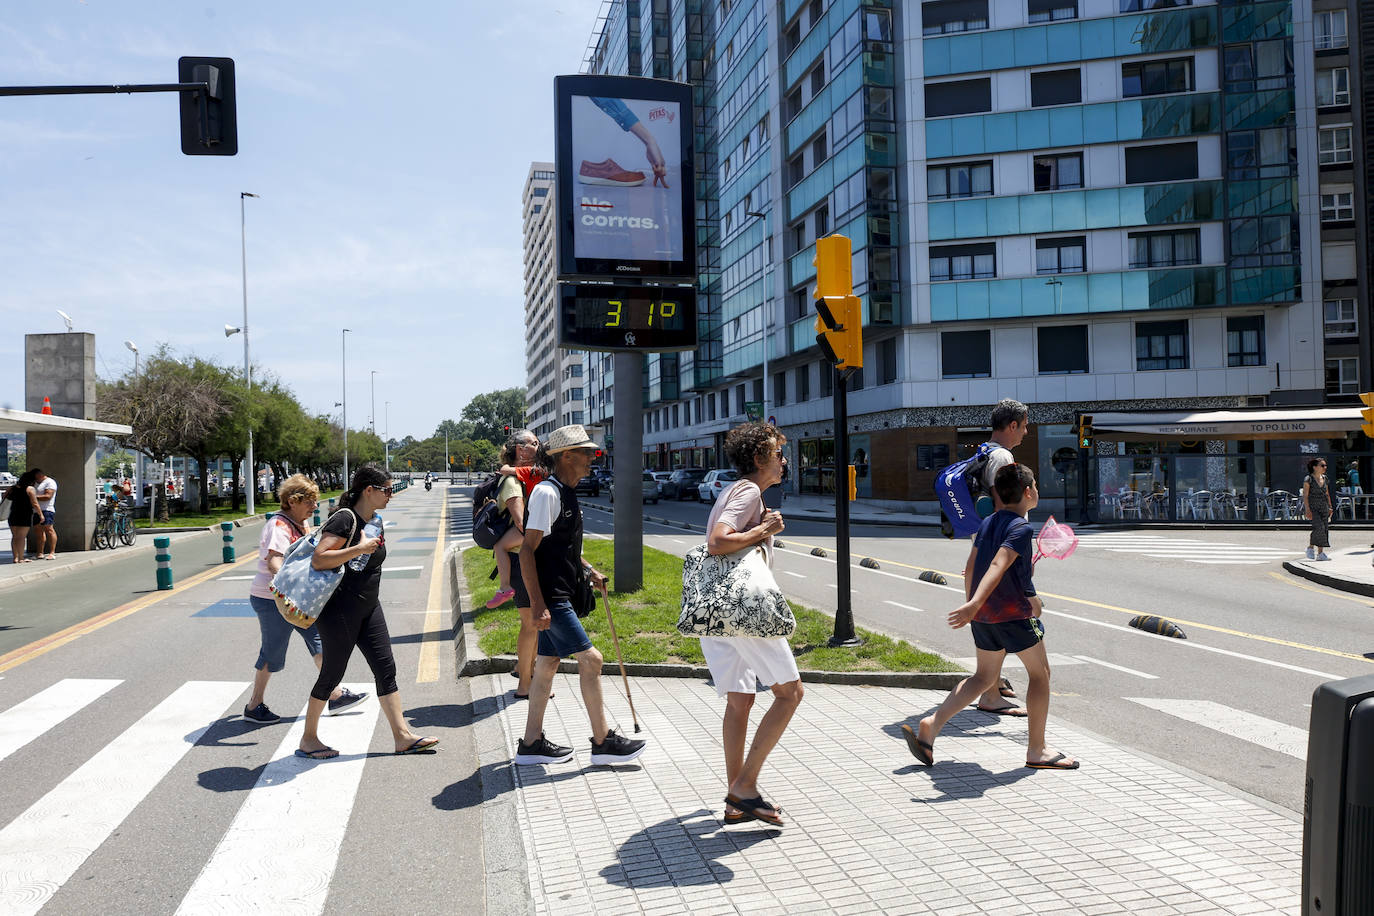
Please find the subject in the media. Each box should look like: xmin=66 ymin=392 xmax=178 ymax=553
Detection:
xmin=1072 ymin=655 xmax=1158 ymax=679
xmin=381 ymin=565 xmax=425 ymax=572
xmin=1191 ymin=560 xmax=1274 ymax=565
xmin=884 ymin=600 xmax=924 ymax=612
xmin=218 ymin=575 xmax=256 ymax=581
xmin=0 ymin=678 xmax=122 ymax=764
xmin=0 ymin=681 xmax=247 ymax=916
xmin=176 ymin=683 xmax=379 ymax=915
xmin=953 ymin=653 xmax=1084 ymax=669
xmin=826 ymin=583 xmax=838 ymax=589
xmin=668 ymin=538 xmax=686 ymax=545
xmin=1124 ymin=697 xmax=1307 ymax=760
xmin=781 ymin=571 xmax=806 ymax=579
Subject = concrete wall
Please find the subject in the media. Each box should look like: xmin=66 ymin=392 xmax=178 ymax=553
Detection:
xmin=24 ymin=332 xmax=99 ymax=552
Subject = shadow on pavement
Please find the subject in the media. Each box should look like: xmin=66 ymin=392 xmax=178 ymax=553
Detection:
xmin=389 ymin=629 xmax=452 ymax=646
xmin=599 ymin=809 xmax=779 ymax=887
xmin=431 ymin=759 xmax=591 ymax=811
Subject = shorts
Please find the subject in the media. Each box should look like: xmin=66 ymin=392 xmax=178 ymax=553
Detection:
xmin=250 ymin=594 xmax=324 ymax=672
xmin=40 ymin=510 xmax=55 ymax=526
xmin=699 ymin=635 xmax=800 ymax=698
xmin=511 ymin=551 xmax=531 ymax=608
xmin=970 ymin=618 xmax=1045 ymax=655
xmin=536 ymin=599 xmax=594 ymax=658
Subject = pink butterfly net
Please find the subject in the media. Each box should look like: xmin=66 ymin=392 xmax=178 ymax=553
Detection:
xmin=1033 ymin=515 xmax=1078 ymax=565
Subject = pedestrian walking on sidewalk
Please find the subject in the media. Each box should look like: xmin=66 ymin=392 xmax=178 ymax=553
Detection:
xmin=33 ymin=469 xmax=57 ymax=560
xmin=903 ymin=464 xmax=1079 ymax=771
xmin=513 ymin=424 xmax=645 ymax=767
xmin=702 ymin=422 xmax=802 ymax=828
xmin=298 ymin=466 xmax=438 ymax=759
xmin=488 ymin=429 xmax=551 ymax=700
xmin=1303 ymin=458 xmax=1333 ymax=562
xmin=4 ymin=470 xmax=43 ymax=564
xmin=242 ymin=474 xmax=366 ymax=724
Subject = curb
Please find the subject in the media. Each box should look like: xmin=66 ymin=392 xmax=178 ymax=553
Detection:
xmin=0 ymin=526 xmax=220 ymax=592
xmin=473 ymin=654 xmax=966 ymax=689
xmin=135 ymin=513 xmax=267 ymax=534
xmin=1282 ymin=559 xmax=1374 ymax=598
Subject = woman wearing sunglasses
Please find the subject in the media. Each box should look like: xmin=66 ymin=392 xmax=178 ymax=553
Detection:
xmin=298 ymin=465 xmax=438 ymax=759
xmin=1302 ymin=457 xmax=1333 ymax=562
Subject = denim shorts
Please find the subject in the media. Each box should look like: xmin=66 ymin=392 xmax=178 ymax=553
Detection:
xmin=40 ymin=510 xmax=55 ymax=526
xmin=536 ymin=599 xmax=594 ymax=658
xmin=250 ymin=594 xmax=324 ymax=672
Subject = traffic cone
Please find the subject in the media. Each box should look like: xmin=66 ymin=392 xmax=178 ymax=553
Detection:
xmin=40 ymin=397 xmax=52 ymax=415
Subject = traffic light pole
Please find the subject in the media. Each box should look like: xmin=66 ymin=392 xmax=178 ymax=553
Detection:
xmin=829 ymin=367 xmax=860 ymax=647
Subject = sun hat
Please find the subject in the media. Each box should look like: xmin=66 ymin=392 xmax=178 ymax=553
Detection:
xmin=545 ymin=424 xmax=598 ymax=455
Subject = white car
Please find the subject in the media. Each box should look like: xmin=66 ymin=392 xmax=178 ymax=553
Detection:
xmin=0 ymin=472 xmax=16 ymax=488
xmin=697 ymin=469 xmax=739 ymax=503
xmin=649 ymin=470 xmax=672 ymax=494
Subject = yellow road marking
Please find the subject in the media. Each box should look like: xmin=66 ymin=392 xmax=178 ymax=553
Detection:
xmin=416 ymin=493 xmax=448 ymax=683
xmin=0 ymin=553 xmax=258 ymax=674
xmin=1265 ymin=570 xmax=1374 ymax=606
xmin=779 ymin=537 xmax=1374 ymax=666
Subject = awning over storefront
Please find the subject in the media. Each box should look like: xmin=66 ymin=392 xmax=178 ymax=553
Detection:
xmin=0 ymin=407 xmax=131 ymax=436
xmin=1090 ymin=406 xmax=1363 ymax=441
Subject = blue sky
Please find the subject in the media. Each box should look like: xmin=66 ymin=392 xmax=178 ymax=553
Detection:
xmin=0 ymin=0 xmax=602 ymax=441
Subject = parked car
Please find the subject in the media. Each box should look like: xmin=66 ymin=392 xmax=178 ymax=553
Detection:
xmin=649 ymin=470 xmax=672 ymax=494
xmin=574 ymin=475 xmax=601 ymax=497
xmin=697 ymin=469 xmax=739 ymax=503
xmin=609 ymin=471 xmax=661 ymax=505
xmin=592 ymin=466 xmax=614 ymax=485
xmin=660 ymin=467 xmax=707 ymax=500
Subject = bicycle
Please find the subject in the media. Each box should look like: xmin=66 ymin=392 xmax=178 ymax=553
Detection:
xmin=92 ymin=497 xmax=135 ymax=549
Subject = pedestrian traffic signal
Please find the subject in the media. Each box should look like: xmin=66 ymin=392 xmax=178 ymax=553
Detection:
xmin=847 ymin=465 xmax=857 ymax=501
xmin=1078 ymin=414 xmax=1094 ymax=449
xmin=177 ymin=57 xmax=237 ymax=155
xmin=1361 ymin=393 xmax=1374 ymax=437
xmin=813 ymin=235 xmax=862 ymax=370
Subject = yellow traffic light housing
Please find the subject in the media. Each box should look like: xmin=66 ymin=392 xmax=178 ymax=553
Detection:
xmin=1360 ymin=393 xmax=1374 ymax=438
xmin=1078 ymin=414 xmax=1094 ymax=449
xmin=847 ymin=465 xmax=858 ymax=501
xmin=813 ymin=235 xmax=863 ymax=370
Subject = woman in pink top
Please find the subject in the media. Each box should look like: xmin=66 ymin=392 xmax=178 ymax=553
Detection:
xmin=703 ymin=423 xmax=802 ymax=828
xmin=242 ymin=474 xmax=365 ymax=724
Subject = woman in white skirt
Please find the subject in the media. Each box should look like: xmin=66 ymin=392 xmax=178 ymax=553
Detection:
xmin=702 ymin=422 xmax=803 ymax=828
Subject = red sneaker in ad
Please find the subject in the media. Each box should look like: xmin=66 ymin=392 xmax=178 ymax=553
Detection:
xmin=578 ymin=158 xmax=646 ymax=187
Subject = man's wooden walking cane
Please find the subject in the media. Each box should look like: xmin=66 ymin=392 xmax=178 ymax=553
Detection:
xmin=599 ymin=581 xmax=641 ymax=733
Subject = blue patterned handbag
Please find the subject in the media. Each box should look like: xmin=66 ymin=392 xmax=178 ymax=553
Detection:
xmin=269 ymin=510 xmax=357 ymax=629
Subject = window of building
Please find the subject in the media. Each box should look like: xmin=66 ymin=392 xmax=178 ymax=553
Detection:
xmin=735 ymin=383 xmax=747 ymax=415
xmin=811 ymin=134 xmax=827 ymax=164
xmin=784 ymin=88 xmax=803 ymax=122
xmin=922 ymin=0 xmax=988 ymax=35
xmin=1226 ymin=315 xmax=1265 ymax=367
xmin=815 ymin=204 xmax=830 ymax=237
xmin=808 ymin=0 xmax=824 ymax=28
xmin=1128 ymin=229 xmax=1200 ymax=268
xmin=1033 ymin=152 xmax=1083 ymax=191
xmin=927 ymin=160 xmax=993 ymax=199
xmin=784 ymin=20 xmax=802 ymax=53
xmin=774 ymin=372 xmax=786 ymax=406
xmin=1124 ymin=142 xmax=1198 ymax=183
xmin=1315 ymin=10 xmax=1348 ymax=50
xmin=796 ymin=365 xmax=811 ymax=401
xmin=1037 ymin=325 xmax=1089 ymax=374
xmin=1222 ymin=40 xmax=1292 ymax=93
xmin=810 ymin=63 xmax=826 ymax=95
xmin=788 ymin=154 xmax=805 ymax=187
xmin=1319 ymin=125 xmax=1353 ymax=164
xmin=706 ymin=394 xmax=717 ymax=421
xmin=1121 ymin=58 xmax=1193 ymax=97
xmin=1035 ymin=236 xmax=1086 ymax=274
xmin=925 ymin=78 xmax=992 ymax=117
xmin=847 ymin=367 xmax=865 ymax=391
xmin=819 ymin=362 xmax=833 ymax=396
xmin=1119 ymin=0 xmax=1189 ymax=11
xmin=1226 ymin=127 xmax=1294 ymax=178
xmin=1316 ymin=68 xmax=1350 ymax=107
xmin=1028 ymin=0 xmax=1077 ymax=22
xmin=788 ymin=288 xmax=808 ymax=321
xmin=1321 ymin=187 xmax=1354 ymax=222
xmin=931 ymin=242 xmax=996 ymax=280
xmin=719 ymin=390 xmax=729 ymax=417
xmin=1325 ymin=298 xmax=1357 ymax=336
xmin=941 ymin=329 xmax=992 ymax=378
xmin=879 ymin=337 xmax=899 ymax=384
xmin=1135 ymin=320 xmax=1189 ymax=370
xmin=1229 ymin=216 xmax=1294 ymax=263
xmin=1031 ymin=68 xmax=1081 ymax=106
xmin=1326 ymin=357 xmax=1359 ymax=395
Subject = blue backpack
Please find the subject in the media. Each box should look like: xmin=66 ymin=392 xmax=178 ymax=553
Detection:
xmin=936 ymin=443 xmax=999 ymax=538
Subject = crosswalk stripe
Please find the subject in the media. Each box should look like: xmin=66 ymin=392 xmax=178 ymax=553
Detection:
xmin=176 ymin=683 xmax=378 ymax=915
xmin=1071 ymin=655 xmax=1157 ymax=679
xmin=0 ymin=680 xmax=246 ymax=916
xmin=0 ymin=678 xmax=122 ymax=764
xmin=953 ymin=653 xmax=1084 ymax=669
xmin=1124 ymin=697 xmax=1307 ymax=760
xmin=884 ymin=600 xmax=924 ymax=612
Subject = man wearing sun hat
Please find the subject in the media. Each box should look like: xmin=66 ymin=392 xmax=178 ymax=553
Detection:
xmin=514 ymin=424 xmax=647 ymax=767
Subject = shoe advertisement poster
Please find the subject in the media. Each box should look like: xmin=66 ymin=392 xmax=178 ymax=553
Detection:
xmin=555 ymin=75 xmax=696 ymax=281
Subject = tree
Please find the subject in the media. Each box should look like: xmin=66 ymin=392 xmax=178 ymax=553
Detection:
xmin=434 ymin=419 xmax=474 ymax=441
xmin=461 ymin=388 xmax=526 ymax=446
xmin=97 ymin=449 xmax=136 ymax=480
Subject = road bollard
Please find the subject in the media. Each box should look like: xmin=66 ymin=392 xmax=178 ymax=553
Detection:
xmin=328 ymin=498 xmax=336 ymax=516
xmin=313 ymin=505 xmax=321 ymax=527
xmin=220 ymin=522 xmax=235 ymax=563
xmin=155 ymin=536 xmax=173 ymax=590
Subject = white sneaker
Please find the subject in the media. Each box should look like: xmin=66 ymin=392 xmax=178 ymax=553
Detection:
xmin=1306 ymin=547 xmax=1315 ymax=559
xmin=1316 ymin=553 xmax=1331 ymax=561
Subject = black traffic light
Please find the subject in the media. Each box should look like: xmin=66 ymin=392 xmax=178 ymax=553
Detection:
xmin=178 ymin=56 xmax=237 ymax=155
xmin=1078 ymin=414 xmax=1094 ymax=449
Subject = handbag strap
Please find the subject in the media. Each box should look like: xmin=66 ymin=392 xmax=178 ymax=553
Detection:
xmin=321 ymin=508 xmax=359 ymax=548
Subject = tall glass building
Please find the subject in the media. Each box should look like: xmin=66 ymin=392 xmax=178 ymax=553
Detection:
xmin=570 ymin=0 xmax=1361 ymax=508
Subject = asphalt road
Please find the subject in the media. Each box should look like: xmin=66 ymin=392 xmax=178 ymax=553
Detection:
xmin=580 ymin=491 xmax=1374 ymax=814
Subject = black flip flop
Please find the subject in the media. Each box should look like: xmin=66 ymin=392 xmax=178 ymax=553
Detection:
xmin=999 ymin=677 xmax=1017 ymax=698
xmin=975 ymin=704 xmax=1029 ymax=717
xmin=397 ymin=737 xmax=440 ymax=755
xmin=900 ymin=725 xmax=935 ymax=766
xmin=724 ymin=793 xmax=783 ymax=827
xmin=1025 ymin=752 xmax=1079 ymax=770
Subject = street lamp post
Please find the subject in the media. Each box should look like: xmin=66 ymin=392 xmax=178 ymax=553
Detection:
xmin=370 ymin=370 xmax=377 ymax=436
xmin=240 ymin=191 xmax=260 ymax=514
xmin=342 ymin=329 xmax=351 ymax=487
xmin=384 ymin=400 xmax=390 ymax=474
xmin=124 ymin=340 xmax=143 ymax=511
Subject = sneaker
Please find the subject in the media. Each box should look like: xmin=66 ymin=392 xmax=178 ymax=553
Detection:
xmin=1306 ymin=547 xmax=1316 ymax=560
xmin=328 ymin=687 xmax=368 ymax=715
xmin=1316 ymin=553 xmax=1332 ymax=561
xmin=515 ymin=733 xmax=574 ymax=765
xmin=578 ymin=158 xmax=646 ymax=187
xmin=589 ymin=728 xmax=646 ymax=765
xmin=242 ymin=702 xmax=280 ymax=724
xmin=486 ymin=587 xmax=516 ymax=610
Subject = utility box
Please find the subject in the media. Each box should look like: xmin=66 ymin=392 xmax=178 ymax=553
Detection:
xmin=1303 ymin=673 xmax=1374 ymax=914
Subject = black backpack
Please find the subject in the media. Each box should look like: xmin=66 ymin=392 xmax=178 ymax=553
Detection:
xmin=471 ymin=473 xmax=511 ymax=550
xmin=472 ymin=473 xmax=502 ymax=523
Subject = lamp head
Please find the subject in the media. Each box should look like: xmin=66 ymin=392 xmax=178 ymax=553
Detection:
xmin=225 ymin=324 xmax=241 ymax=338
xmin=56 ymin=310 xmax=73 ymax=331
xmin=124 ymin=340 xmax=138 ymax=354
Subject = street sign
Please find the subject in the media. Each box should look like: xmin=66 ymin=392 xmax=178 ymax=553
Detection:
xmin=745 ymin=401 xmax=763 ymax=421
xmin=145 ymin=464 xmax=167 ymax=483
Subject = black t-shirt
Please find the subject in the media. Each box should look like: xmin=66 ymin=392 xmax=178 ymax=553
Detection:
xmin=321 ymin=508 xmax=386 ymax=609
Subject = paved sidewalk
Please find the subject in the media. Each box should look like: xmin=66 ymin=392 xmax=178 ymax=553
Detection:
xmin=1284 ymin=544 xmax=1374 ymax=597
xmin=478 ymin=672 xmax=1299 ymax=915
